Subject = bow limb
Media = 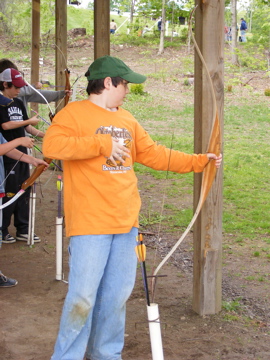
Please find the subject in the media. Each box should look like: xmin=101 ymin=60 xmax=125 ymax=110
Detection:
xmin=3 ymin=72 xmax=67 ymax=210
xmin=54 ymin=43 xmax=71 ymax=109
xmin=0 ymin=190 xmax=25 ymax=210
xmin=64 ymin=68 xmax=71 ymax=106
xmin=153 ymin=6 xmax=221 ymax=278
xmin=1 ymin=157 xmax=53 ymax=211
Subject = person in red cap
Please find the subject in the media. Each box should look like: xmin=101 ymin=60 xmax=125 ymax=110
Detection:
xmin=0 ymin=93 xmax=49 ymax=288
xmin=0 ymin=68 xmax=45 ymax=244
xmin=0 ymin=58 xmax=71 ymax=118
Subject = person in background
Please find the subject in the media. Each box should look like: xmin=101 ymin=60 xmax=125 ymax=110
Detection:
xmin=157 ymin=18 xmax=162 ymax=31
xmin=142 ymin=25 xmax=150 ymax=37
xmin=110 ymin=19 xmax=117 ymax=34
xmin=43 ymin=55 xmax=222 ymax=360
xmin=227 ymin=27 xmax=232 ymax=41
xmin=224 ymin=25 xmax=229 ymax=41
xmin=0 ymin=68 xmax=45 ymax=244
xmin=0 ymin=93 xmax=48 ymax=287
xmin=240 ymin=18 xmax=248 ymax=42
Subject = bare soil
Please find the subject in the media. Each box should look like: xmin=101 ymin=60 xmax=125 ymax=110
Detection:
xmin=1 ymin=36 xmax=270 ymax=360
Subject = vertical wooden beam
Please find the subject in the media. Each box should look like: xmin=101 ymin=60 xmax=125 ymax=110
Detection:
xmin=94 ymin=0 xmax=110 ymax=59
xmin=193 ymin=0 xmax=224 ymax=315
xmin=31 ymin=0 xmax=40 ymax=113
xmin=55 ymin=0 xmax=67 ymax=112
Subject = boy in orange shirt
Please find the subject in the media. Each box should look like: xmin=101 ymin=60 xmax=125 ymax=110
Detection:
xmin=43 ymin=55 xmax=222 ymax=360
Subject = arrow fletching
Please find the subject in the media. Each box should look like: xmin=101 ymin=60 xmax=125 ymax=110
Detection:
xmin=135 ymin=242 xmax=146 ymax=262
xmin=135 ymin=234 xmax=146 ymax=262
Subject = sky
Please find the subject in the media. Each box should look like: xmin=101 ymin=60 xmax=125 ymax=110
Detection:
xmin=70 ymin=0 xmax=253 ymax=11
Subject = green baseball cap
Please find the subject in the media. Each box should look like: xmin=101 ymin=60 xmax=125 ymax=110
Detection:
xmin=87 ymin=55 xmax=146 ymax=84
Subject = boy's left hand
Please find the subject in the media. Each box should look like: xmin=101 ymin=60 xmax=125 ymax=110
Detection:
xmin=207 ymin=153 xmax=223 ymax=168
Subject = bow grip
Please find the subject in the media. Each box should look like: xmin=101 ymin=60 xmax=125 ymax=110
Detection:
xmin=21 ymin=158 xmax=53 ymax=190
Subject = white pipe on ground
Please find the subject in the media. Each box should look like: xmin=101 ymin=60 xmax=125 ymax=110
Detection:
xmin=56 ymin=216 xmax=63 ymax=280
xmin=147 ymin=303 xmax=164 ymax=360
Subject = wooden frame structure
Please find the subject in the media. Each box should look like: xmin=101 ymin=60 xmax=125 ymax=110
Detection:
xmin=30 ymin=0 xmax=223 ymax=316
xmin=193 ymin=0 xmax=224 ymax=315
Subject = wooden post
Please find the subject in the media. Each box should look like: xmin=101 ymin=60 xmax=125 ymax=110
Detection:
xmin=193 ymin=0 xmax=224 ymax=315
xmin=94 ymin=0 xmax=110 ymax=59
xmin=55 ymin=0 xmax=68 ymax=113
xmin=31 ymin=0 xmax=40 ymax=114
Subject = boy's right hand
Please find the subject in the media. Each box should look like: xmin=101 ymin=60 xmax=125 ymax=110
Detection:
xmin=28 ymin=115 xmax=40 ymax=126
xmin=109 ymin=138 xmax=130 ymax=166
xmin=20 ymin=137 xmax=35 ymax=148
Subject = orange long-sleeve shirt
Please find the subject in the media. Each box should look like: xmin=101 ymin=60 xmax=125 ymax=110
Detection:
xmin=43 ymin=100 xmax=209 ymax=237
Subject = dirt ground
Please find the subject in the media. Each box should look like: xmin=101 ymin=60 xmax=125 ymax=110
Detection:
xmin=1 ymin=36 xmax=270 ymax=360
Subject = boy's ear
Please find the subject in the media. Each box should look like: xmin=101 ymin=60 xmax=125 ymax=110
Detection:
xmin=104 ymin=77 xmax=111 ymax=90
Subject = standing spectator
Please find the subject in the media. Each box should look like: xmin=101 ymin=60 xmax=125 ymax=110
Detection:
xmin=240 ymin=18 xmax=248 ymax=42
xmin=227 ymin=27 xmax=232 ymax=41
xmin=110 ymin=19 xmax=117 ymax=34
xmin=157 ymin=18 xmax=162 ymax=31
xmin=224 ymin=25 xmax=229 ymax=41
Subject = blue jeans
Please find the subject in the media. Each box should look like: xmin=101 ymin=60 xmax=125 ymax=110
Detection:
xmin=241 ymin=30 xmax=247 ymax=42
xmin=51 ymin=227 xmax=138 ymax=360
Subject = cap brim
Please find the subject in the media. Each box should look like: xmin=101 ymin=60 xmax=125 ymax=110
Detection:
xmin=122 ymin=72 xmax=147 ymax=84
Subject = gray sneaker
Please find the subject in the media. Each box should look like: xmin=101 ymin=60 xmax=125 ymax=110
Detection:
xmin=16 ymin=233 xmax=41 ymax=243
xmin=2 ymin=234 xmax=16 ymax=244
xmin=0 ymin=272 xmax=18 ymax=288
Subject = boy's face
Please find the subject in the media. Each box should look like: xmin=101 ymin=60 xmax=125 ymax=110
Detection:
xmin=2 ymin=83 xmax=21 ymax=99
xmin=108 ymin=79 xmax=130 ymax=108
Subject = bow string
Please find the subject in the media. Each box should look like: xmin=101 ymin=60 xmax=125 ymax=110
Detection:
xmin=24 ymin=44 xmax=71 ymax=187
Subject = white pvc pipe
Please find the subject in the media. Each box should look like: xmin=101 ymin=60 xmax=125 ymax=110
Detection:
xmin=147 ymin=303 xmax=164 ymax=360
xmin=27 ymin=187 xmax=33 ymax=246
xmin=27 ymin=148 xmax=35 ymax=246
xmin=56 ymin=216 xmax=63 ymax=280
xmin=28 ymin=186 xmax=36 ymax=246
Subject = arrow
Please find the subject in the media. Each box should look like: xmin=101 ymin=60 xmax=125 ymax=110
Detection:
xmin=135 ymin=233 xmax=150 ymax=306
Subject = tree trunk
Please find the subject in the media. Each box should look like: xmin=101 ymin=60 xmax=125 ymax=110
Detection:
xmin=158 ymin=0 xmax=166 ymax=55
xmin=130 ymin=0 xmax=134 ymax=25
xmin=231 ymin=0 xmax=239 ymax=65
xmin=0 ymin=0 xmax=10 ymax=34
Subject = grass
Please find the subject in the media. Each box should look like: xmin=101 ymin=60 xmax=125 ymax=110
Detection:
xmin=2 ymin=21 xmax=269 ymax=248
xmin=123 ymin=67 xmax=270 ymax=241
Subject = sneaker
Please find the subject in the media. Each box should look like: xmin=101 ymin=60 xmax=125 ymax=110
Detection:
xmin=16 ymin=233 xmax=41 ymax=243
xmin=2 ymin=234 xmax=16 ymax=244
xmin=0 ymin=272 xmax=18 ymax=288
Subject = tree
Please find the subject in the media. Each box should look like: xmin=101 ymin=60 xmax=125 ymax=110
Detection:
xmin=130 ymin=0 xmax=136 ymax=25
xmin=247 ymin=0 xmax=270 ymax=50
xmin=231 ymin=0 xmax=239 ymax=65
xmin=158 ymin=0 xmax=166 ymax=55
xmin=0 ymin=0 xmax=9 ymax=34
